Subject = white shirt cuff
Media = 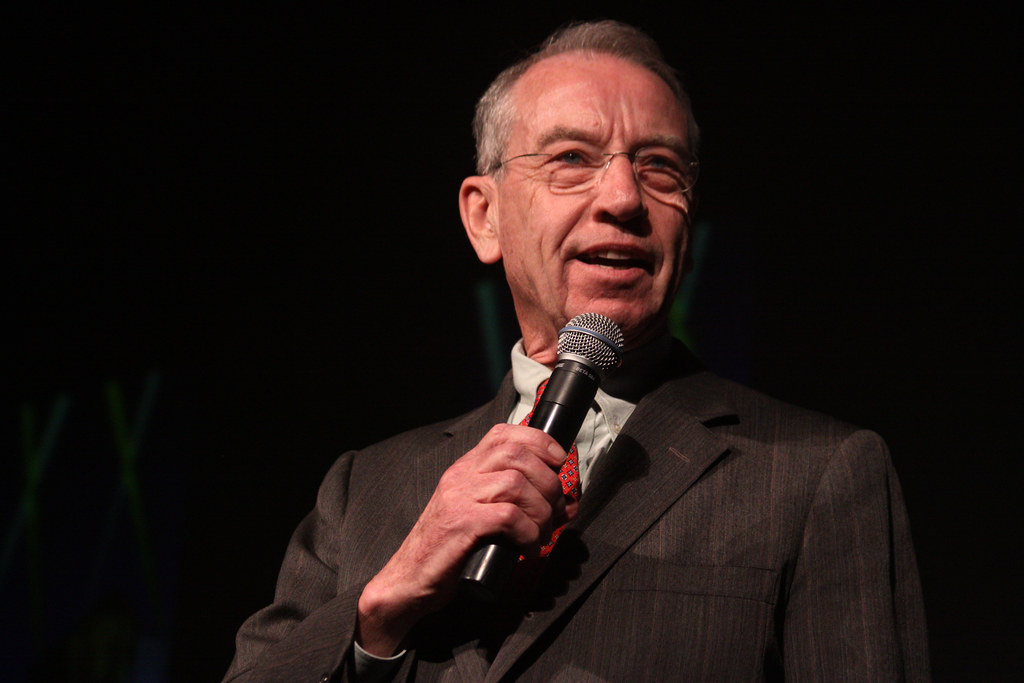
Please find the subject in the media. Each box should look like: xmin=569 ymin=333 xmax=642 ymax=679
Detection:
xmin=352 ymin=640 xmax=406 ymax=682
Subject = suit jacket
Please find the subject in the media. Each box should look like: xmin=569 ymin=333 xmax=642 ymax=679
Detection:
xmin=225 ymin=347 xmax=929 ymax=681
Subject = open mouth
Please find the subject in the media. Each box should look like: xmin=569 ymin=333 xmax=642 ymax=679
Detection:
xmin=576 ymin=250 xmax=651 ymax=271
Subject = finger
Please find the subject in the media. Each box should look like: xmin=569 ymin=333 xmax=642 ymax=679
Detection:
xmin=471 ymin=499 xmax=550 ymax=550
xmin=552 ymin=496 xmax=578 ymax=528
xmin=475 ymin=423 xmax=567 ymax=470
xmin=468 ymin=426 xmax=566 ymax=504
xmin=443 ymin=454 xmax=561 ymax=514
xmin=474 ymin=468 xmax=560 ymax=530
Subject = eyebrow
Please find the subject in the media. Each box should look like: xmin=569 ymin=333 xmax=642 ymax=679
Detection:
xmin=535 ymin=126 xmax=603 ymax=149
xmin=534 ymin=126 xmax=691 ymax=156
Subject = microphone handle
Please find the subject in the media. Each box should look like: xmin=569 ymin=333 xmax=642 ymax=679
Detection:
xmin=460 ymin=358 xmax=600 ymax=600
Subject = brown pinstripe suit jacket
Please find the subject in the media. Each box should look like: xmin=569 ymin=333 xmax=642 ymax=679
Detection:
xmin=225 ymin=347 xmax=929 ymax=681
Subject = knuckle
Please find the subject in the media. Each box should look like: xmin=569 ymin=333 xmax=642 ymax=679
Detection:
xmin=496 ymin=468 xmax=527 ymax=493
xmin=501 ymin=446 xmax=529 ymax=468
xmin=491 ymin=503 xmax=522 ymax=529
xmin=545 ymin=478 xmax=564 ymax=501
xmin=522 ymin=519 xmax=545 ymax=546
xmin=487 ymin=422 xmax=515 ymax=441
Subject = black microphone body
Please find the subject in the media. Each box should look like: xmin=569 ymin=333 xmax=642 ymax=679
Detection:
xmin=526 ymin=355 xmax=601 ymax=451
xmin=460 ymin=313 xmax=623 ymax=600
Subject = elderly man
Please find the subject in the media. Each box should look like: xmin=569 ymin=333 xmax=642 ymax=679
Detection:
xmin=225 ymin=21 xmax=929 ymax=681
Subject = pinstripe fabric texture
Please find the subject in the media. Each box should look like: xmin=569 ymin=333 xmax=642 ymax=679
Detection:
xmin=225 ymin=345 xmax=929 ymax=682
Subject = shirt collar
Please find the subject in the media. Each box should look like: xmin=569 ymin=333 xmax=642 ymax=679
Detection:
xmin=510 ymin=332 xmax=675 ymax=415
xmin=511 ymin=339 xmax=557 ymax=416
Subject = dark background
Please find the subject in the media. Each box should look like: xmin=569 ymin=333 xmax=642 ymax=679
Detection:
xmin=3 ymin=4 xmax=1019 ymax=681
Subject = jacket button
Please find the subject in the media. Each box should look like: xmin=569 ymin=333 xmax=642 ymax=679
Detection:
xmin=319 ymin=674 xmax=331 ymax=683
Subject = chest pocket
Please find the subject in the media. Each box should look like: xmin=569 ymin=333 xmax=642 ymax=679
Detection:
xmin=557 ymin=557 xmax=780 ymax=680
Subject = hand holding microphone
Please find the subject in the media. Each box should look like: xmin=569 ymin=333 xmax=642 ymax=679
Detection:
xmin=357 ymin=313 xmax=623 ymax=654
xmin=460 ymin=312 xmax=623 ymax=599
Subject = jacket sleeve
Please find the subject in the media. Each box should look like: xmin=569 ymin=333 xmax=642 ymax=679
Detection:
xmin=223 ymin=453 xmax=363 ymax=683
xmin=783 ymin=430 xmax=930 ymax=681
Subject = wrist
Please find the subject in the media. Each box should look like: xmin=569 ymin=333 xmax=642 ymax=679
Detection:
xmin=356 ymin=577 xmax=421 ymax=657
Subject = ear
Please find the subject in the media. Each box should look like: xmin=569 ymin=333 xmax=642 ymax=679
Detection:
xmin=459 ymin=175 xmax=502 ymax=264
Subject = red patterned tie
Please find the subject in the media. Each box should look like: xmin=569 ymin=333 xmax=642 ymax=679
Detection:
xmin=522 ymin=378 xmax=580 ymax=557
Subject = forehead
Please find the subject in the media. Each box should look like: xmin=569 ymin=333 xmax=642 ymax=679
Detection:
xmin=508 ymin=52 xmax=689 ymax=150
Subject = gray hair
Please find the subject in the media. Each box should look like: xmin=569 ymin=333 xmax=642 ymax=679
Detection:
xmin=472 ymin=20 xmax=700 ymax=175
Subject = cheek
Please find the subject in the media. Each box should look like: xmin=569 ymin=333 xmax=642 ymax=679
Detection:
xmin=502 ymin=199 xmax=579 ymax=261
xmin=655 ymin=213 xmax=690 ymax=268
xmin=498 ymin=231 xmax=546 ymax=297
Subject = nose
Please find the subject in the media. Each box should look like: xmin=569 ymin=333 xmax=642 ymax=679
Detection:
xmin=593 ymin=152 xmax=646 ymax=224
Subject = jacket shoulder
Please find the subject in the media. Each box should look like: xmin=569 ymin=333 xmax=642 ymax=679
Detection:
xmin=350 ymin=397 xmax=498 ymax=462
xmin=674 ymin=371 xmax=871 ymax=458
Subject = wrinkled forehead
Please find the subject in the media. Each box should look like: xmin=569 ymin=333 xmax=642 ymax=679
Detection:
xmin=507 ymin=52 xmax=691 ymax=151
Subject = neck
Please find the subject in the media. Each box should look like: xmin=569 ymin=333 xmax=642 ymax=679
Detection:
xmin=521 ymin=331 xmax=559 ymax=368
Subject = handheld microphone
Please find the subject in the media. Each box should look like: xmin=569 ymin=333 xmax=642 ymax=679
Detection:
xmin=460 ymin=312 xmax=623 ymax=600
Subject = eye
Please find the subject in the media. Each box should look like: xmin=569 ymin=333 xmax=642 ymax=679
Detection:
xmin=542 ymin=147 xmax=602 ymax=190
xmin=550 ymin=149 xmax=588 ymax=165
xmin=636 ymin=148 xmax=685 ymax=173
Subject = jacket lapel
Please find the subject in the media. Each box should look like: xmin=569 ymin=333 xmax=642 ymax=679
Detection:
xmin=413 ymin=376 xmax=518 ymax=514
xmin=485 ymin=368 xmax=737 ymax=681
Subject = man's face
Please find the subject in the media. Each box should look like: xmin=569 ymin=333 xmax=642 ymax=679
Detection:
xmin=470 ymin=53 xmax=694 ymax=363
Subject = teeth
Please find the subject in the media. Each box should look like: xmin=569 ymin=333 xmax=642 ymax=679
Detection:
xmin=580 ymin=250 xmax=642 ymax=269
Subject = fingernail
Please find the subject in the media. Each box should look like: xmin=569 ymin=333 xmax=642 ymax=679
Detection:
xmin=548 ymin=442 xmax=565 ymax=461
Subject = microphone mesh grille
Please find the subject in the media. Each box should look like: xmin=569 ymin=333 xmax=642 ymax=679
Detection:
xmin=558 ymin=313 xmax=624 ymax=372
